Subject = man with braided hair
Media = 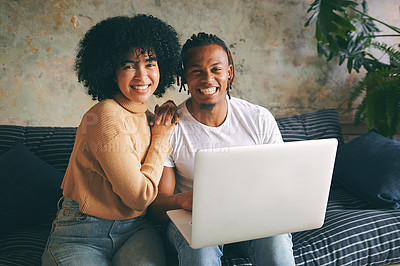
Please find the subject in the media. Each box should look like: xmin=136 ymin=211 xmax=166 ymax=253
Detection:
xmin=150 ymin=32 xmax=295 ymax=265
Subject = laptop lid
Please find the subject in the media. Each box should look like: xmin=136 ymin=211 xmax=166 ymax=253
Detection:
xmin=168 ymin=138 xmax=338 ymax=249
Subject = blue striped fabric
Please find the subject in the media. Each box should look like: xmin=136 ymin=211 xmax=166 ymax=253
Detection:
xmin=0 ymin=227 xmax=50 ymax=266
xmin=276 ymin=109 xmax=344 ymax=144
xmin=292 ymin=185 xmax=400 ymax=265
xmin=1 ymin=111 xmax=400 ymax=266
xmin=0 ymin=125 xmax=76 ymax=173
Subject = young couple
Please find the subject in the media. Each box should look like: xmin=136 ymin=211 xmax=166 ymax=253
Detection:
xmin=41 ymin=15 xmax=295 ymax=266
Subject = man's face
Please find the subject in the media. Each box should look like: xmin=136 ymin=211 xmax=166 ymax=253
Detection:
xmin=115 ymin=48 xmax=160 ymax=104
xmin=184 ymin=44 xmax=232 ymax=109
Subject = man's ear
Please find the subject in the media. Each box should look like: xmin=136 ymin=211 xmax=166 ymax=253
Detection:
xmin=228 ymin=64 xmax=233 ymax=80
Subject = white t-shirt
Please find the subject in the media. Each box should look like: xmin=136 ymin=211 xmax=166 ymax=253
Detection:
xmin=165 ymin=97 xmax=283 ymax=193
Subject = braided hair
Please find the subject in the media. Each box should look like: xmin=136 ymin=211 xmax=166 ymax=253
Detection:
xmin=178 ymin=32 xmax=235 ymax=99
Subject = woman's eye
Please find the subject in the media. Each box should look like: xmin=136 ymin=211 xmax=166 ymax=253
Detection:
xmin=124 ymin=65 xmax=135 ymax=69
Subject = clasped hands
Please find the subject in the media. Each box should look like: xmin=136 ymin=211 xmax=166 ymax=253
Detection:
xmin=148 ymin=100 xmax=180 ymax=126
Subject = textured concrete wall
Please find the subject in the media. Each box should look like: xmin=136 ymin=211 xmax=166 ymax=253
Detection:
xmin=0 ymin=0 xmax=399 ymax=126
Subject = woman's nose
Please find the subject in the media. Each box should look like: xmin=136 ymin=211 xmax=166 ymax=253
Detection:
xmin=134 ymin=66 xmax=147 ymax=80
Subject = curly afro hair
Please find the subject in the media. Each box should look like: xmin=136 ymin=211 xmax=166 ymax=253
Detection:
xmin=75 ymin=15 xmax=181 ymax=101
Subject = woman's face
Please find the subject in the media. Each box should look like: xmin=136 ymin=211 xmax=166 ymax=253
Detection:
xmin=115 ymin=48 xmax=160 ymax=104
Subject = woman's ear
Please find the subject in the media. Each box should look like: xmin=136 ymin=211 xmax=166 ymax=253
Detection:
xmin=113 ymin=68 xmax=120 ymax=83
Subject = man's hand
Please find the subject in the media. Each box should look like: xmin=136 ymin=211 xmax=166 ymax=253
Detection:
xmin=177 ymin=191 xmax=193 ymax=211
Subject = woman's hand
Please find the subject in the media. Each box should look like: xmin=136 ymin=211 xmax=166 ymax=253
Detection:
xmin=152 ymin=100 xmax=179 ymax=126
xmin=151 ymin=100 xmax=180 ymax=137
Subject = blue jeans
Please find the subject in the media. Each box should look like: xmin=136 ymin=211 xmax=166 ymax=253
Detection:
xmin=167 ymin=222 xmax=295 ymax=266
xmin=41 ymin=197 xmax=165 ymax=266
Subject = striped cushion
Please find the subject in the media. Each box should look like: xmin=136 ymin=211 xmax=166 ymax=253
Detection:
xmin=293 ymin=184 xmax=400 ymax=265
xmin=276 ymin=109 xmax=344 ymax=144
xmin=0 ymin=227 xmax=50 ymax=266
xmin=0 ymin=125 xmax=76 ymax=173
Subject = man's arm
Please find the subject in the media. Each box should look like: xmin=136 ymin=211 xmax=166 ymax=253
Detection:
xmin=149 ymin=166 xmax=193 ymax=223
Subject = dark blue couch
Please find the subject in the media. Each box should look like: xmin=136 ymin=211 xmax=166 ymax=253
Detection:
xmin=1 ymin=109 xmax=400 ymax=266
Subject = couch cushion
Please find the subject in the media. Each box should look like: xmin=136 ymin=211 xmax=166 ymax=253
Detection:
xmin=0 ymin=142 xmax=63 ymax=232
xmin=0 ymin=226 xmax=50 ymax=266
xmin=276 ymin=109 xmax=344 ymax=144
xmin=333 ymin=130 xmax=400 ymax=209
xmin=0 ymin=125 xmax=76 ymax=173
xmin=293 ymin=184 xmax=400 ymax=265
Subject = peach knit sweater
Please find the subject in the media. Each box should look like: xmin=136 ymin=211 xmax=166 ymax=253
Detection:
xmin=61 ymin=92 xmax=172 ymax=220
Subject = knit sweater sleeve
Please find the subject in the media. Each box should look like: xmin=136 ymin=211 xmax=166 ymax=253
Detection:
xmin=95 ymin=133 xmax=172 ymax=211
xmin=87 ymin=106 xmax=172 ymax=212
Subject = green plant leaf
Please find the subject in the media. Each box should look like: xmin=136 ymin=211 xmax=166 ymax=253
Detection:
xmin=371 ymin=42 xmax=400 ymax=68
xmin=307 ymin=0 xmax=400 ymax=137
xmin=349 ymin=67 xmax=400 ymax=138
xmin=306 ymin=0 xmax=357 ymax=52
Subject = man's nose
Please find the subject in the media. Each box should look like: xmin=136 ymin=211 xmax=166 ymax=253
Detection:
xmin=202 ymin=71 xmax=214 ymax=82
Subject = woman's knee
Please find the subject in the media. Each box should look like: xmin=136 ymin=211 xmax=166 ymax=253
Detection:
xmin=113 ymin=227 xmax=166 ymax=266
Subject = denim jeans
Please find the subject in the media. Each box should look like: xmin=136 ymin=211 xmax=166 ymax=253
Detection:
xmin=41 ymin=197 xmax=165 ymax=266
xmin=167 ymin=222 xmax=295 ymax=266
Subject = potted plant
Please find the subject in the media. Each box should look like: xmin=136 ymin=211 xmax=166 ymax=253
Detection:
xmin=305 ymin=0 xmax=400 ymax=138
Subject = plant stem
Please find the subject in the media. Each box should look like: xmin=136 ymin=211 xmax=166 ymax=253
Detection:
xmin=372 ymin=34 xmax=400 ymax=38
xmin=349 ymin=6 xmax=400 ymax=34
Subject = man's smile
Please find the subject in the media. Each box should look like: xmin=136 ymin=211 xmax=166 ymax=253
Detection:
xmin=199 ymin=86 xmax=217 ymax=95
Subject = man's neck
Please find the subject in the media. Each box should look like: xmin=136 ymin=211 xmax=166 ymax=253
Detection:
xmin=186 ymin=98 xmax=228 ymax=127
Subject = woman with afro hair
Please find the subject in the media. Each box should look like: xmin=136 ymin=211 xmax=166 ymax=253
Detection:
xmin=41 ymin=14 xmax=180 ymax=265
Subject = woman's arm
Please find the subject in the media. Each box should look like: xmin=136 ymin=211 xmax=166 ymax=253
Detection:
xmin=91 ymin=101 xmax=178 ymax=212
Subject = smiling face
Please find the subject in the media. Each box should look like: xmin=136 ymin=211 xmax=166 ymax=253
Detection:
xmin=115 ymin=48 xmax=160 ymax=104
xmin=183 ymin=44 xmax=232 ymax=110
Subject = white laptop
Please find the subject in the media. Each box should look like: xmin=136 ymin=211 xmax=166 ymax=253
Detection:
xmin=167 ymin=138 xmax=338 ymax=249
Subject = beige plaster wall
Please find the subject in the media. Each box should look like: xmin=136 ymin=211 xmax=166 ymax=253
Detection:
xmin=0 ymin=0 xmax=399 ymax=126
